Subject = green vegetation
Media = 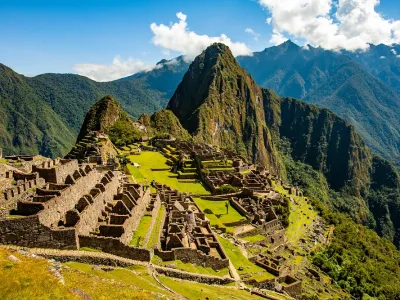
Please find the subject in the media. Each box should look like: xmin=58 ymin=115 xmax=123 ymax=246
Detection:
xmin=167 ymin=43 xmax=280 ymax=170
xmin=285 ymin=196 xmax=318 ymax=245
xmin=130 ymin=215 xmax=152 ymax=247
xmin=152 ymin=256 xmax=229 ymax=277
xmin=0 ymin=249 xmax=78 ymax=299
xmin=237 ymin=40 xmax=400 ymax=164
xmin=218 ymin=236 xmax=275 ymax=281
xmin=214 ymin=184 xmax=239 ymax=195
xmin=194 ymin=198 xmax=245 ymax=224
xmin=310 ymin=200 xmax=400 ymax=299
xmin=108 ymin=119 xmax=143 ymax=147
xmin=148 ymin=109 xmax=191 ymax=140
xmin=127 ymin=151 xmax=209 ymax=194
xmin=0 ymin=61 xmax=177 ymax=157
xmin=159 ymin=276 xmax=263 ymax=300
xmin=241 ymin=235 xmax=266 ymax=243
xmin=147 ymin=205 xmax=165 ymax=249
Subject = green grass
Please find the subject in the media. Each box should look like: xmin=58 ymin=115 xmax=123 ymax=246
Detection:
xmin=127 ymin=151 xmax=209 ymax=194
xmin=126 ymin=164 xmax=144 ymax=181
xmin=64 ymin=262 xmax=171 ymax=298
xmin=159 ymin=276 xmax=264 ymax=300
xmin=217 ymin=236 xmax=275 ymax=282
xmin=194 ymin=198 xmax=245 ymax=223
xmin=241 ymin=235 xmax=266 ymax=243
xmin=193 ymin=198 xmax=245 ymax=234
xmin=152 ymin=256 xmax=230 ymax=277
xmin=285 ymin=195 xmax=317 ymax=245
xmin=130 ymin=215 xmax=153 ymax=247
xmin=146 ymin=205 xmax=165 ymax=249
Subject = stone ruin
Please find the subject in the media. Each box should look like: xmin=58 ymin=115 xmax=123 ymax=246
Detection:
xmin=231 ymin=197 xmax=279 ymax=227
xmin=154 ymin=184 xmax=229 ymax=270
xmin=0 ymin=157 xmax=153 ymax=262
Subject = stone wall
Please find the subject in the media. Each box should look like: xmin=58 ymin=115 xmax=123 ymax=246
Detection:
xmin=235 ymin=226 xmax=265 ymax=238
xmin=230 ymin=198 xmax=251 ymax=218
xmin=155 ymin=247 xmax=229 ymax=271
xmin=235 ymin=219 xmax=281 ymax=238
xmin=3 ymin=177 xmax=45 ymax=203
xmin=78 ymin=235 xmax=152 ymax=262
xmin=0 ymin=215 xmax=78 ymax=249
xmin=120 ymin=188 xmax=152 ymax=244
xmin=157 ymin=204 xmax=168 ymax=249
xmin=280 ymin=276 xmax=302 ymax=298
xmin=38 ymin=170 xmax=103 ymax=227
xmin=32 ymin=159 xmax=78 ymax=184
xmin=76 ymin=173 xmax=120 ymax=235
xmin=154 ymin=265 xmax=235 ymax=285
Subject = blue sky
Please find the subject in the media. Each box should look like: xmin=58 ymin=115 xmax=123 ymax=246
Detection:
xmin=1 ymin=0 xmax=399 ymax=80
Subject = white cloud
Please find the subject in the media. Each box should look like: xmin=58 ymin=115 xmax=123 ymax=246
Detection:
xmin=245 ymin=28 xmax=261 ymax=41
xmin=266 ymin=17 xmax=272 ymax=24
xmin=259 ymin=0 xmax=400 ymax=51
xmin=380 ymin=56 xmax=386 ymax=59
xmin=150 ymin=12 xmax=252 ymax=59
xmin=73 ymin=56 xmax=153 ymax=82
xmin=270 ymin=29 xmax=288 ymax=45
xmin=391 ymin=49 xmax=397 ymax=55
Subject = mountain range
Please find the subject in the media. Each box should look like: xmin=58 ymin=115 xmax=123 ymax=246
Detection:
xmin=2 ymin=41 xmax=399 ymax=168
xmin=237 ymin=41 xmax=400 ymax=165
xmin=0 ymin=61 xmax=183 ymax=157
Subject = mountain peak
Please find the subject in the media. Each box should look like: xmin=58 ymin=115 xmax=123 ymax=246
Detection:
xmin=278 ymin=39 xmax=300 ymax=50
xmin=77 ymin=95 xmax=127 ymax=141
xmin=167 ymin=43 xmax=280 ymax=170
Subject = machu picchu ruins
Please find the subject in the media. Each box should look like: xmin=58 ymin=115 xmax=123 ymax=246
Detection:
xmin=0 ymin=128 xmax=342 ymax=299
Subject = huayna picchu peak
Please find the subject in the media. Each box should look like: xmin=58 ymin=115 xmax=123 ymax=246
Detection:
xmin=1 ymin=33 xmax=400 ymax=300
xmin=168 ymin=43 xmax=280 ymax=172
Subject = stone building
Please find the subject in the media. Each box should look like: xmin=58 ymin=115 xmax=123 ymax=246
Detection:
xmin=155 ymin=187 xmax=229 ymax=271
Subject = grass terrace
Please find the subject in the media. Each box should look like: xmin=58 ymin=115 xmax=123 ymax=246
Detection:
xmin=194 ymin=198 xmax=245 ymax=234
xmin=0 ymin=248 xmax=165 ymax=299
xmin=127 ymin=151 xmax=209 ymax=194
xmin=146 ymin=205 xmax=166 ymax=249
xmin=152 ymin=256 xmax=230 ymax=277
xmin=217 ymin=236 xmax=275 ymax=282
xmin=159 ymin=276 xmax=264 ymax=300
xmin=130 ymin=215 xmax=153 ymax=247
xmin=241 ymin=235 xmax=266 ymax=243
xmin=285 ymin=195 xmax=318 ymax=245
xmin=64 ymin=262 xmax=172 ymax=298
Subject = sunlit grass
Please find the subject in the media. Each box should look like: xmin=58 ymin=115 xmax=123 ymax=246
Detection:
xmin=147 ymin=205 xmax=165 ymax=249
xmin=127 ymin=151 xmax=209 ymax=194
xmin=159 ymin=276 xmax=263 ymax=300
xmin=130 ymin=215 xmax=152 ymax=247
xmin=152 ymin=256 xmax=229 ymax=277
xmin=217 ymin=236 xmax=275 ymax=281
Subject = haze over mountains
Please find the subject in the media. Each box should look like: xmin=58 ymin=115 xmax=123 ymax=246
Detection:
xmin=1 ymin=40 xmax=399 ymax=169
